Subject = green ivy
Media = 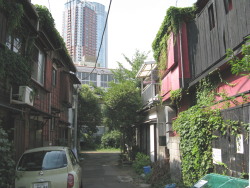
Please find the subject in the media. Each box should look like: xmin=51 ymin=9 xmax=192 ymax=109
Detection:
xmin=152 ymin=6 xmax=196 ymax=67
xmin=0 ymin=47 xmax=31 ymax=85
xmin=226 ymin=36 xmax=250 ymax=77
xmin=0 ymin=0 xmax=24 ymax=34
xmin=170 ymin=88 xmax=182 ymax=108
xmin=0 ymin=126 xmax=16 ymax=187
xmin=172 ymin=78 xmax=245 ymax=186
xmin=35 ymin=5 xmax=67 ymax=50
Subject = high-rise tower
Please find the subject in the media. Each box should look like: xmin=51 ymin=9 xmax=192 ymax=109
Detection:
xmin=62 ymin=0 xmax=107 ymax=67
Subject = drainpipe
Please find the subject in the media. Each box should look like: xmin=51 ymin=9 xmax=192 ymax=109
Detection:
xmin=73 ymin=85 xmax=80 ymax=158
xmin=179 ymin=24 xmax=185 ymax=88
xmin=49 ymin=93 xmax=51 ymax=145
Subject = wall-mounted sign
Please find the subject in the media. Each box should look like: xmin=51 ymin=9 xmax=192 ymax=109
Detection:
xmin=212 ymin=148 xmax=222 ymax=164
xmin=236 ymin=134 xmax=244 ymax=154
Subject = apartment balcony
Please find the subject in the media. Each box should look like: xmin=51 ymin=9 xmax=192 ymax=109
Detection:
xmin=141 ymin=83 xmax=160 ymax=106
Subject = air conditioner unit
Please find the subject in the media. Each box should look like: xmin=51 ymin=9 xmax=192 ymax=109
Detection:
xmin=18 ymin=86 xmax=34 ymax=106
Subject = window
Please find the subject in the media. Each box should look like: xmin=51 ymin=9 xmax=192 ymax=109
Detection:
xmin=6 ymin=36 xmax=21 ymax=53
xmin=90 ymin=73 xmax=97 ymax=81
xmin=224 ymin=0 xmax=233 ymax=14
xmin=31 ymin=46 xmax=45 ymax=85
xmin=101 ymin=74 xmax=107 ymax=82
xmin=208 ymin=4 xmax=215 ymax=30
xmin=52 ymin=67 xmax=57 ymax=86
xmin=17 ymin=150 xmax=67 ymax=171
xmin=68 ymin=150 xmax=78 ymax=165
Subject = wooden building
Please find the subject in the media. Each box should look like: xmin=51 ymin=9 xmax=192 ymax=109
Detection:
xmin=0 ymin=0 xmax=80 ymax=160
xmin=136 ymin=0 xmax=250 ymax=182
xmin=187 ymin=0 xmax=250 ymax=177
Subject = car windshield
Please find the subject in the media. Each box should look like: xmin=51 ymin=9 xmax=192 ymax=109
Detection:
xmin=17 ymin=150 xmax=67 ymax=171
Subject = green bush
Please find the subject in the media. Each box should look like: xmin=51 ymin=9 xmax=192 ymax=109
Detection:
xmin=101 ymin=130 xmax=121 ymax=148
xmin=132 ymin=152 xmax=151 ymax=174
xmin=80 ymin=133 xmax=96 ymax=150
xmin=0 ymin=126 xmax=16 ymax=187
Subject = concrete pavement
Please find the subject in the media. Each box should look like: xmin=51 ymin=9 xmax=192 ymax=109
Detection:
xmin=80 ymin=151 xmax=143 ymax=188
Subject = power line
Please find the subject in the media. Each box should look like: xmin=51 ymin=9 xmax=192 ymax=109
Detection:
xmin=47 ymin=0 xmax=51 ymax=12
xmin=82 ymin=0 xmax=112 ymax=80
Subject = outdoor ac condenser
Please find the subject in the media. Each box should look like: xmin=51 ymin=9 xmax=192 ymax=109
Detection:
xmin=18 ymin=86 xmax=34 ymax=106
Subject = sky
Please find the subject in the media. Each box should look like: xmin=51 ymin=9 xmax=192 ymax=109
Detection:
xmin=31 ymin=0 xmax=197 ymax=69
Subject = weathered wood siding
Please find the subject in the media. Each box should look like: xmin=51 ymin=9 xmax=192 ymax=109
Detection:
xmin=188 ymin=0 xmax=250 ymax=79
xmin=0 ymin=11 xmax=7 ymax=44
xmin=212 ymin=104 xmax=249 ymax=176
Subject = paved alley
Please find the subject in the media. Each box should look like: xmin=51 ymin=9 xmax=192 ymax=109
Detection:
xmin=80 ymin=151 xmax=141 ymax=188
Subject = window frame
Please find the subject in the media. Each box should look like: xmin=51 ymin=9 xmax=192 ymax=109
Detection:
xmin=52 ymin=66 xmax=57 ymax=87
xmin=208 ymin=4 xmax=215 ymax=30
xmin=31 ymin=46 xmax=45 ymax=85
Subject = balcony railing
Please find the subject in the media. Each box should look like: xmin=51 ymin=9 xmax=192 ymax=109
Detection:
xmin=141 ymin=83 xmax=159 ymax=106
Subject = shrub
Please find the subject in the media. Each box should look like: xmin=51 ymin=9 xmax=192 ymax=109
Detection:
xmin=80 ymin=133 xmax=96 ymax=150
xmin=0 ymin=126 xmax=16 ymax=187
xmin=132 ymin=152 xmax=151 ymax=174
xmin=101 ymin=130 xmax=121 ymax=148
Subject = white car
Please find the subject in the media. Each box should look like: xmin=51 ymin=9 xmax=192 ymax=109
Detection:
xmin=15 ymin=146 xmax=82 ymax=188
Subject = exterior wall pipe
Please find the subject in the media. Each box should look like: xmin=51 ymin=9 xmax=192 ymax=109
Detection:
xmin=73 ymin=85 xmax=80 ymax=159
xmin=179 ymin=24 xmax=185 ymax=88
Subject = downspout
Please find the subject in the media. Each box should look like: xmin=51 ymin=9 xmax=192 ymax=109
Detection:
xmin=73 ymin=85 xmax=80 ymax=158
xmin=179 ymin=24 xmax=185 ymax=88
xmin=49 ymin=93 xmax=51 ymax=145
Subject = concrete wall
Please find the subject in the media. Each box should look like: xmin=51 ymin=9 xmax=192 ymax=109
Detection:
xmin=167 ymin=136 xmax=181 ymax=180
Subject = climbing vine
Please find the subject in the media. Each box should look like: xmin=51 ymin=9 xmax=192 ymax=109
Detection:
xmin=152 ymin=6 xmax=196 ymax=75
xmin=0 ymin=0 xmax=24 ymax=34
xmin=0 ymin=1 xmax=31 ymax=86
xmin=0 ymin=47 xmax=31 ymax=86
xmin=170 ymin=88 xmax=182 ymax=108
xmin=35 ymin=5 xmax=66 ymax=50
xmin=226 ymin=36 xmax=250 ymax=77
xmin=172 ymin=78 xmax=245 ymax=186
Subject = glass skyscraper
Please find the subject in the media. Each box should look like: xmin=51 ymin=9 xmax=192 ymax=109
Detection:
xmin=62 ymin=0 xmax=108 ymax=68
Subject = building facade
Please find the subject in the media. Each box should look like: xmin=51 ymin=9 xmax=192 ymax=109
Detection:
xmin=0 ymin=0 xmax=80 ymax=161
xmin=76 ymin=66 xmax=115 ymax=89
xmin=62 ymin=0 xmax=108 ymax=68
xmin=136 ymin=0 xmax=250 ymax=182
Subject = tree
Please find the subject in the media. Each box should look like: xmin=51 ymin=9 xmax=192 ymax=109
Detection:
xmin=104 ymin=81 xmax=142 ymax=152
xmin=77 ymin=85 xmax=102 ymax=135
xmin=112 ymin=49 xmax=149 ymax=83
xmin=103 ymin=50 xmax=148 ymax=152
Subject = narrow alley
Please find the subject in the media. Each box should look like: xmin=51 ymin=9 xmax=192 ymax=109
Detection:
xmin=81 ymin=151 xmax=143 ymax=188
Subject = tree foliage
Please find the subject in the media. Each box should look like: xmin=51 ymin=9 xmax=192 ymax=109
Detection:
xmin=103 ymin=50 xmax=148 ymax=150
xmin=77 ymin=85 xmax=102 ymax=135
xmin=103 ymin=81 xmax=142 ymax=149
xmin=101 ymin=130 xmax=121 ymax=148
xmin=112 ymin=50 xmax=148 ymax=84
xmin=104 ymin=81 xmax=142 ymax=128
xmin=0 ymin=126 xmax=15 ymax=187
